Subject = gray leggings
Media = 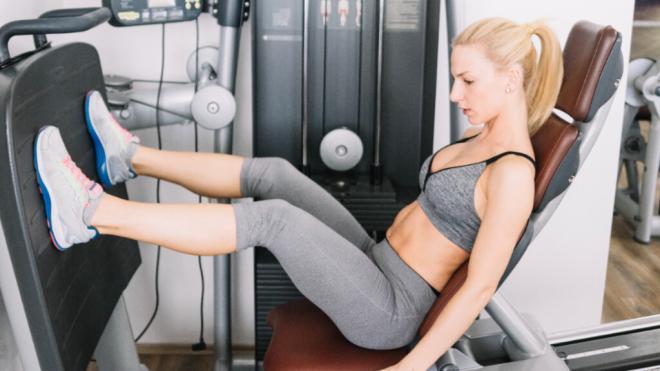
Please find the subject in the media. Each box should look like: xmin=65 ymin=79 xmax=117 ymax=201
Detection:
xmin=232 ymin=157 xmax=437 ymax=350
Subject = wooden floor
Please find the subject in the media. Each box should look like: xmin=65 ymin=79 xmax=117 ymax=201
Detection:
xmin=602 ymin=214 xmax=660 ymax=322
xmin=85 ymin=345 xmax=214 ymax=371
xmin=85 ymin=345 xmax=258 ymax=371
xmin=603 ymin=117 xmax=660 ymax=323
xmin=87 ymin=355 xmax=216 ymax=371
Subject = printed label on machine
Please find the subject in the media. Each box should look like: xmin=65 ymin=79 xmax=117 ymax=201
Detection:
xmin=386 ymin=0 xmax=420 ymax=31
xmin=117 ymin=11 xmax=140 ymax=21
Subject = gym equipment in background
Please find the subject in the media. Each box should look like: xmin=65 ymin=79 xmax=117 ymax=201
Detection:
xmin=101 ymin=1 xmax=249 ymax=370
xmin=614 ymin=57 xmax=660 ymax=244
xmin=100 ymin=0 xmax=236 ymax=132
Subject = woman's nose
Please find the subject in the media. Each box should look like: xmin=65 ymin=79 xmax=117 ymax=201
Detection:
xmin=450 ymin=82 xmax=461 ymax=102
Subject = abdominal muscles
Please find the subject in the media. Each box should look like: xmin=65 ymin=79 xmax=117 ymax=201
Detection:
xmin=386 ymin=201 xmax=470 ymax=292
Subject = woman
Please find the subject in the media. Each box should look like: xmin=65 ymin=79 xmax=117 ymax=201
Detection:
xmin=33 ymin=17 xmax=562 ymax=371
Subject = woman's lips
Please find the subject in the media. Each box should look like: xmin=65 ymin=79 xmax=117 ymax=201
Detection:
xmin=462 ymin=108 xmax=471 ymax=115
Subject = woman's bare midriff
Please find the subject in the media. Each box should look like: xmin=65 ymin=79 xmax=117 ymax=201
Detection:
xmin=386 ymin=201 xmax=470 ymax=293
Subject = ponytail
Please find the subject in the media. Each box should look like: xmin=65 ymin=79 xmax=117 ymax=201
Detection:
xmin=525 ymin=22 xmax=563 ymax=135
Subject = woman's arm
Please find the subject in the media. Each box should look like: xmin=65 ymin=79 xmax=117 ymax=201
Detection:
xmin=383 ymin=156 xmax=535 ymax=370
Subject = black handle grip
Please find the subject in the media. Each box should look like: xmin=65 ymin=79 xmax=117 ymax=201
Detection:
xmin=34 ymin=7 xmax=108 ymax=48
xmin=0 ymin=7 xmax=111 ymax=65
xmin=215 ymin=0 xmax=248 ymax=27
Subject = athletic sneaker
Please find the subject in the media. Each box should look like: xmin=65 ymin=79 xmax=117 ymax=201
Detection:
xmin=34 ymin=126 xmax=103 ymax=250
xmin=85 ymin=90 xmax=140 ymax=187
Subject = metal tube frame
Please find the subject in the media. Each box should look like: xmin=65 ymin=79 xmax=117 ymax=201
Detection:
xmin=94 ymin=297 xmax=147 ymax=371
xmin=613 ymin=61 xmax=660 ymax=243
xmin=302 ymin=0 xmax=310 ymax=169
xmin=213 ymin=22 xmax=242 ymax=371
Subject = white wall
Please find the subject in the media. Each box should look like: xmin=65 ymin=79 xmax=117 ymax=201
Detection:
xmin=433 ymin=0 xmax=635 ymax=334
xmin=5 ymin=0 xmax=634 ymax=348
xmin=0 ymin=0 xmax=65 ymax=55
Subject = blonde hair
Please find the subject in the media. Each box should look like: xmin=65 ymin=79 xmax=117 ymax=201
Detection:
xmin=453 ymin=18 xmax=563 ymax=136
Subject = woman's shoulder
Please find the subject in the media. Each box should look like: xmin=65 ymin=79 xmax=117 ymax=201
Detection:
xmin=485 ymin=137 xmax=536 ymax=185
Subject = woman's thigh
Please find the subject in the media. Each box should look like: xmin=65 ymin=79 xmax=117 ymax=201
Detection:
xmin=233 ymin=199 xmax=436 ymax=349
xmin=239 ymin=157 xmax=376 ymax=252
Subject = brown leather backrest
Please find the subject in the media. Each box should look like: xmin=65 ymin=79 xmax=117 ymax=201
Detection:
xmin=531 ymin=115 xmax=579 ymax=210
xmin=556 ymin=21 xmax=620 ymax=122
xmin=418 ymin=20 xmax=620 ymax=338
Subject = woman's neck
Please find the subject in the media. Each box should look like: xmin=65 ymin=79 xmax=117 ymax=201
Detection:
xmin=478 ymin=97 xmax=529 ymax=146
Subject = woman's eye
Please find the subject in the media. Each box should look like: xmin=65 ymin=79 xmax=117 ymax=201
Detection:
xmin=464 ymin=79 xmax=473 ymax=85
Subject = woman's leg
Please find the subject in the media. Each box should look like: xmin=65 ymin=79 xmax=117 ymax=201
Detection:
xmin=130 ymin=150 xmax=375 ymax=252
xmin=89 ymin=195 xmax=435 ymax=349
xmin=130 ymin=145 xmax=244 ymax=199
xmin=87 ymin=89 xmax=374 ymax=250
xmin=238 ymin=157 xmax=376 ymax=252
xmin=232 ymin=199 xmax=436 ymax=349
xmin=35 ymin=126 xmax=433 ymax=349
xmin=90 ymin=193 xmax=237 ymax=256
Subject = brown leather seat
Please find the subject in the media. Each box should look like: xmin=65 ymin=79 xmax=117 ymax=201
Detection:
xmin=264 ymin=21 xmax=622 ymax=370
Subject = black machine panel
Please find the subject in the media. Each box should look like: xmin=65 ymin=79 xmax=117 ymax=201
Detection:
xmin=102 ymin=0 xmax=203 ymax=26
xmin=253 ymin=0 xmax=438 ymax=190
xmin=0 ymin=43 xmax=141 ymax=371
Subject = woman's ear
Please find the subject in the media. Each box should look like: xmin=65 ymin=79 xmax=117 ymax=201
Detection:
xmin=507 ymin=64 xmax=523 ymax=90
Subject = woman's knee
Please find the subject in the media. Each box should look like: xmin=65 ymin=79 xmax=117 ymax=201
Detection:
xmin=244 ymin=157 xmax=299 ymax=198
xmin=234 ymin=199 xmax=297 ymax=249
xmin=261 ymin=157 xmax=298 ymax=179
xmin=263 ymin=198 xmax=298 ymax=218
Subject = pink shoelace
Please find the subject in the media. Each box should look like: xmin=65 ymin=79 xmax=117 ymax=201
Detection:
xmin=112 ymin=117 xmax=134 ymax=143
xmin=62 ymin=155 xmax=95 ymax=191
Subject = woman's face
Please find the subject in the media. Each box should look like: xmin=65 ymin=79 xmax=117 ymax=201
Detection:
xmin=450 ymin=44 xmax=510 ymax=125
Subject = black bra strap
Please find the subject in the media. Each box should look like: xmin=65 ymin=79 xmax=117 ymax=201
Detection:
xmin=485 ymin=151 xmax=536 ymax=166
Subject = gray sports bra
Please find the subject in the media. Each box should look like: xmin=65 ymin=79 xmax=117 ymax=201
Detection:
xmin=417 ymin=134 xmax=535 ymax=253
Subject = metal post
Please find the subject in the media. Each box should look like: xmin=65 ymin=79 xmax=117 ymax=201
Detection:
xmin=371 ymin=0 xmax=385 ymax=185
xmin=95 ymin=297 xmax=147 ymax=371
xmin=636 ymin=111 xmax=660 ymax=242
xmin=213 ymin=4 xmax=243 ymax=368
xmin=302 ymin=0 xmax=310 ymax=173
xmin=485 ymin=293 xmax=547 ymax=359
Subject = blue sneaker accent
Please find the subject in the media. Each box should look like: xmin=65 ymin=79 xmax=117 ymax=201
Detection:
xmin=34 ymin=126 xmax=103 ymax=250
xmin=85 ymin=92 xmax=112 ymax=187
xmin=85 ymin=91 xmax=139 ymax=187
xmin=33 ymin=129 xmax=63 ymax=250
xmin=85 ymin=91 xmax=112 ymax=187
